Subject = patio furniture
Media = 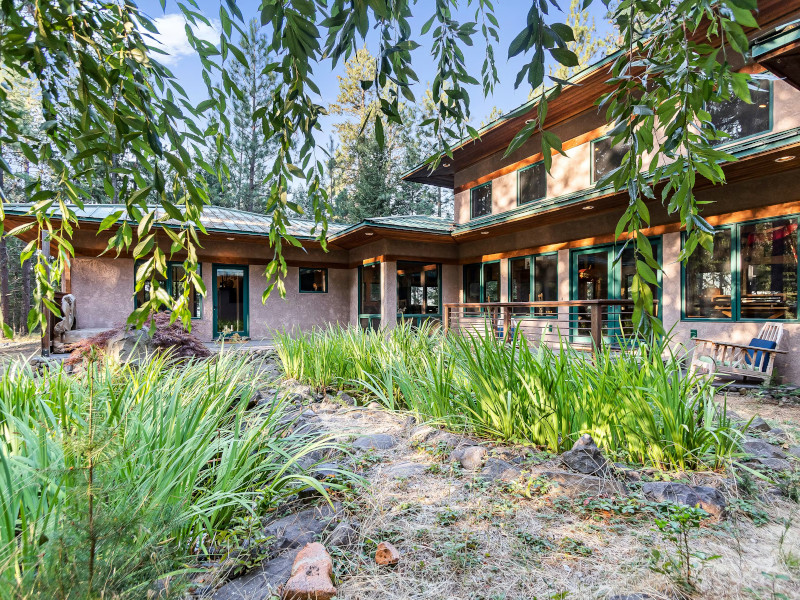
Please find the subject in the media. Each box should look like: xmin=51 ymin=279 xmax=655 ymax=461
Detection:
xmin=691 ymin=322 xmax=786 ymax=383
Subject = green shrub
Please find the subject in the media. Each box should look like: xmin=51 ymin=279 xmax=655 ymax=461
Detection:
xmin=0 ymin=352 xmax=334 ymax=599
xmin=273 ymin=324 xmax=739 ymax=470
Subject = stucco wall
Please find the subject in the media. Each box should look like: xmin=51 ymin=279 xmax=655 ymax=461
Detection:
xmin=452 ymin=79 xmax=800 ymax=227
xmin=71 ymin=257 xmax=135 ymax=330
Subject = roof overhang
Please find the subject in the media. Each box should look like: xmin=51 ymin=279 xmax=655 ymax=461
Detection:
xmin=753 ymin=20 xmax=800 ymax=90
xmin=328 ymin=223 xmax=455 ymax=249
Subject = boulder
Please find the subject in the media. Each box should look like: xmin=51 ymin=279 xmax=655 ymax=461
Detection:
xmin=104 ymin=328 xmax=158 ymax=364
xmin=366 ymin=401 xmax=383 ymax=410
xmin=282 ymin=542 xmax=336 ymax=600
xmin=749 ymin=457 xmax=793 ymax=472
xmin=748 ymin=416 xmax=772 ymax=433
xmin=352 ymin=434 xmax=396 ymax=450
xmin=451 ymin=446 xmax=487 ymax=470
xmin=741 ymin=439 xmax=788 ymax=459
xmin=212 ymin=553 xmax=296 ymax=600
xmin=543 ymin=470 xmax=627 ymax=498
xmin=409 ymin=426 xmax=438 ymax=444
xmin=641 ymin=482 xmax=726 ymax=518
xmin=480 ymin=458 xmax=522 ymax=482
xmin=336 ymin=392 xmax=355 ymax=406
xmin=382 ymin=461 xmax=427 ymax=479
xmin=263 ymin=503 xmax=341 ymax=554
xmin=561 ymin=434 xmax=610 ymax=476
xmin=788 ymin=446 xmax=800 ymax=460
xmin=327 ymin=520 xmax=360 ymax=548
xmin=375 ymin=541 xmax=401 ymax=566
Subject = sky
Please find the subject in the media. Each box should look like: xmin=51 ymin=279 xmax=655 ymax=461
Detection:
xmin=140 ymin=1 xmax=616 ymax=141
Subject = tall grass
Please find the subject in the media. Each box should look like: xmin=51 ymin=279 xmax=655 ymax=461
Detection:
xmin=0 ymin=352 xmax=333 ymax=599
xmin=274 ymin=324 xmax=739 ymax=470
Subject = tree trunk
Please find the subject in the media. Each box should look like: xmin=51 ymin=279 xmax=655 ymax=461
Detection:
xmin=0 ymin=237 xmax=11 ymax=336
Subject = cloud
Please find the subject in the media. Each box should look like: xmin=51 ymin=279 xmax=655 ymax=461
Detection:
xmin=150 ymin=13 xmax=221 ymax=66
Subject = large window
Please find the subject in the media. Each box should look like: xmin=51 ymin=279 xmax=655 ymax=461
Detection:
xmin=135 ymin=261 xmax=202 ymax=319
xmin=470 ymin=182 xmax=492 ymax=219
xmin=518 ymin=162 xmax=547 ymax=205
xmin=299 ymin=267 xmax=327 ymax=293
xmin=591 ymin=136 xmax=630 ymax=182
xmin=464 ymin=261 xmax=500 ymax=314
xmin=709 ymin=81 xmax=771 ymax=146
xmin=683 ymin=217 xmax=798 ymax=320
xmin=509 ymin=254 xmax=558 ymax=316
xmin=397 ymin=261 xmax=440 ymax=318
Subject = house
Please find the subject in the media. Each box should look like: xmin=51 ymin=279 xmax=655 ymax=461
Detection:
xmin=6 ymin=7 xmax=800 ymax=381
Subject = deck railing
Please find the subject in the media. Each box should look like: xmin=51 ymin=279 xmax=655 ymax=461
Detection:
xmin=443 ymin=300 xmax=659 ymax=349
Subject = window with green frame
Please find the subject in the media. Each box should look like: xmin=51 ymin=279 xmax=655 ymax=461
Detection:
xmin=509 ymin=253 xmax=558 ymax=316
xmin=708 ymin=80 xmax=771 ymax=146
xmin=134 ymin=261 xmax=203 ymax=319
xmin=591 ymin=136 xmax=630 ymax=182
xmin=517 ymin=162 xmax=546 ymax=205
xmin=470 ymin=182 xmax=492 ymax=219
xmin=464 ymin=261 xmax=500 ymax=315
xmin=683 ymin=216 xmax=798 ymax=320
xmin=299 ymin=267 xmax=327 ymax=293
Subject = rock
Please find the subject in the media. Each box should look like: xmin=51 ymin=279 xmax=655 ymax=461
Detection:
xmin=741 ymin=439 xmax=787 ymax=459
xmin=263 ymin=504 xmax=341 ymax=554
xmin=352 ymin=434 xmax=396 ymax=450
xmin=480 ymin=458 xmax=522 ymax=482
xmin=641 ymin=482 xmax=726 ymax=518
xmin=336 ymin=391 xmax=355 ymax=406
xmin=327 ymin=520 xmax=360 ymax=548
xmin=366 ymin=401 xmax=383 ymax=410
xmin=282 ymin=542 xmax=336 ymax=600
xmin=613 ymin=464 xmax=642 ymax=482
xmin=609 ymin=595 xmax=654 ymax=600
xmin=212 ymin=553 xmax=296 ymax=600
xmin=766 ymin=428 xmax=789 ymax=442
xmin=692 ymin=486 xmax=727 ymax=519
xmin=382 ymin=461 xmax=427 ymax=479
xmin=749 ymin=457 xmax=793 ymax=471
xmin=451 ymin=446 xmax=487 ymax=470
xmin=311 ymin=462 xmax=342 ymax=481
xmin=788 ymin=446 xmax=800 ymax=460
xmin=409 ymin=426 xmax=437 ymax=443
xmin=561 ymin=434 xmax=610 ymax=476
xmin=281 ymin=382 xmax=314 ymax=403
xmin=543 ymin=470 xmax=627 ymax=498
xmin=375 ymin=541 xmax=400 ymax=566
xmin=402 ymin=415 xmax=417 ymax=429
xmin=428 ymin=431 xmax=463 ymax=450
xmin=748 ymin=417 xmax=772 ymax=433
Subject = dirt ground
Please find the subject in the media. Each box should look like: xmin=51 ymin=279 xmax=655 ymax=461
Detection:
xmin=0 ymin=337 xmax=41 ymax=366
xmin=298 ymin=401 xmax=800 ymax=600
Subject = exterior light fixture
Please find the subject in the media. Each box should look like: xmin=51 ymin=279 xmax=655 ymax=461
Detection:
xmin=226 ymin=237 xmax=235 ymax=240
xmin=481 ymin=231 xmax=490 ymax=235
xmin=365 ymin=231 xmax=374 ymax=236
xmin=525 ymin=119 xmax=534 ymax=124
xmin=582 ymin=205 xmax=594 ymax=210
xmin=775 ymin=155 xmax=796 ymax=163
xmin=758 ymin=103 xmax=768 ymax=108
xmin=443 ymin=162 xmax=451 ymax=167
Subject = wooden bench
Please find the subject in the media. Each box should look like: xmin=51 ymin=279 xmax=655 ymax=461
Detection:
xmin=690 ymin=323 xmax=786 ymax=383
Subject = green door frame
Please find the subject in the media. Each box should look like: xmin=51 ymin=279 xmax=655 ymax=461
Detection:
xmin=569 ymin=238 xmax=663 ymax=342
xmin=358 ymin=262 xmax=382 ymax=330
xmin=396 ymin=261 xmax=443 ymax=325
xmin=212 ymin=264 xmax=249 ymax=339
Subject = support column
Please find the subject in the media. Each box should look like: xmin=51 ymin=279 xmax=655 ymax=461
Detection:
xmin=557 ymin=248 xmax=571 ymax=336
xmin=381 ymin=260 xmax=397 ymax=329
xmin=499 ymin=258 xmax=509 ymax=303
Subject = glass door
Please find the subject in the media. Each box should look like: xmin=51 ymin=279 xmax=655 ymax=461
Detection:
xmin=359 ymin=263 xmax=382 ymax=330
xmin=213 ymin=265 xmax=249 ymax=339
xmin=570 ymin=240 xmax=661 ymax=343
xmin=396 ymin=261 xmax=441 ymax=326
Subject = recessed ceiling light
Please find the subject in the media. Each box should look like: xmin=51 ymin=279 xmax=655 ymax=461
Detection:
xmin=481 ymin=231 xmax=490 ymax=235
xmin=365 ymin=231 xmax=374 ymax=236
xmin=226 ymin=237 xmax=235 ymax=240
xmin=525 ymin=119 xmax=534 ymax=124
xmin=775 ymin=155 xmax=796 ymax=163
xmin=583 ymin=205 xmax=594 ymax=210
xmin=758 ymin=103 xmax=768 ymax=108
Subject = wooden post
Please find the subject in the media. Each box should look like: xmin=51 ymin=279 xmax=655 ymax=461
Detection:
xmin=589 ymin=302 xmax=603 ymax=350
xmin=443 ymin=305 xmax=451 ymax=333
xmin=503 ymin=305 xmax=512 ymax=342
xmin=40 ymin=231 xmax=51 ymax=357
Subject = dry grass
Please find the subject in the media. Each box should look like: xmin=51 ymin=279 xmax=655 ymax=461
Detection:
xmin=309 ymin=405 xmax=800 ymax=600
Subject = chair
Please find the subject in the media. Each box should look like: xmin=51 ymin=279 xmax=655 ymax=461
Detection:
xmin=690 ymin=323 xmax=786 ymax=383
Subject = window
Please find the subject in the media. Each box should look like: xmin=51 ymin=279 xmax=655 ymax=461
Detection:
xmin=591 ymin=136 xmax=630 ymax=182
xmin=470 ymin=182 xmax=492 ymax=219
xmin=463 ymin=261 xmax=500 ymax=314
xmin=397 ymin=261 xmax=440 ymax=316
xmin=683 ymin=217 xmax=799 ymax=320
xmin=135 ymin=261 xmax=203 ymax=319
xmin=299 ymin=267 xmax=327 ymax=293
xmin=709 ymin=81 xmax=771 ymax=146
xmin=518 ymin=162 xmax=547 ymax=205
xmin=684 ymin=229 xmax=732 ymax=319
xmin=509 ymin=254 xmax=558 ymax=316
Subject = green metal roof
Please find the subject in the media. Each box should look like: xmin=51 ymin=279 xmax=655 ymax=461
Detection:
xmin=751 ymin=19 xmax=800 ymax=58
xmin=3 ymin=203 xmax=348 ymax=239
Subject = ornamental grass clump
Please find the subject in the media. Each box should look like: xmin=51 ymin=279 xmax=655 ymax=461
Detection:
xmin=0 ymin=352 xmax=335 ymax=599
xmin=274 ymin=324 xmax=738 ymax=470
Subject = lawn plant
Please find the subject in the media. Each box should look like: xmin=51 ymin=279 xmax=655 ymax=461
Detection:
xmin=275 ymin=323 xmax=739 ymax=470
xmin=0 ymin=351 xmax=335 ymax=599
